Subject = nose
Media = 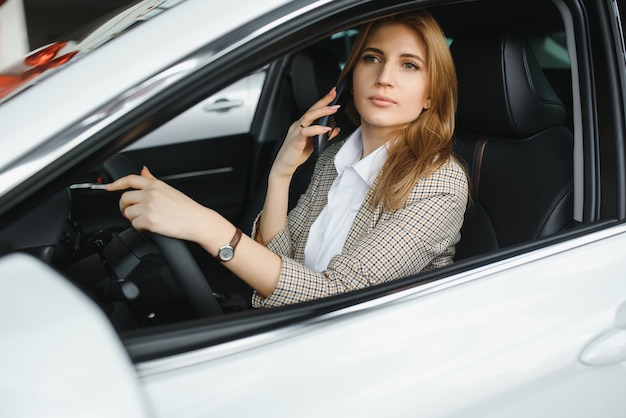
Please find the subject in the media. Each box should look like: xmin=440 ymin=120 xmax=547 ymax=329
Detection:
xmin=375 ymin=62 xmax=394 ymax=87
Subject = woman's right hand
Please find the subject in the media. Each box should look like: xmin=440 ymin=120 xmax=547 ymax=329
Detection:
xmin=271 ymin=87 xmax=342 ymax=179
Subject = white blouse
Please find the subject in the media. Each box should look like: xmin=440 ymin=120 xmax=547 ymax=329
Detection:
xmin=304 ymin=127 xmax=388 ymax=271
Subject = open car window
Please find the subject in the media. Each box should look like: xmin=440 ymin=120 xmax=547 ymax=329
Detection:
xmin=4 ymin=0 xmax=583 ymax=340
xmin=10 ymin=0 xmax=585 ymax=340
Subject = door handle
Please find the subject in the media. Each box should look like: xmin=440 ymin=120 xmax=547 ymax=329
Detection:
xmin=203 ymin=98 xmax=244 ymax=113
xmin=580 ymin=300 xmax=626 ymax=366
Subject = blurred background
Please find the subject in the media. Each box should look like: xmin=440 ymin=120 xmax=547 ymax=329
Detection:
xmin=1 ymin=0 xmax=133 ymax=66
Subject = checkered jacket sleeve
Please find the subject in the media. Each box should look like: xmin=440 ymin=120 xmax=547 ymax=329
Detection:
xmin=252 ymin=143 xmax=469 ymax=308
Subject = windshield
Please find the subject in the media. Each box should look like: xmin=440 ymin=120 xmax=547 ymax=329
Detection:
xmin=0 ymin=0 xmax=186 ymax=104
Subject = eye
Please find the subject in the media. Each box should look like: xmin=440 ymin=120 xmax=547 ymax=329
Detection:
xmin=403 ymin=62 xmax=419 ymax=70
xmin=362 ymin=54 xmax=380 ymax=64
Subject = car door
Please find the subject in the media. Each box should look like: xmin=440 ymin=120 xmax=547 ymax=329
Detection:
xmin=129 ymin=0 xmax=626 ymax=416
xmin=137 ymin=230 xmax=626 ymax=417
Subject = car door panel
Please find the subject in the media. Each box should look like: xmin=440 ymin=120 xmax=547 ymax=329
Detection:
xmin=138 ymin=225 xmax=626 ymax=417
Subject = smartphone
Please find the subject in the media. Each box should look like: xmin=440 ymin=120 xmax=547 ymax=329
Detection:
xmin=312 ymin=78 xmax=346 ymax=156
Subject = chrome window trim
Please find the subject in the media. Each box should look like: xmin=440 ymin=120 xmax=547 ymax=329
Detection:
xmin=0 ymin=0 xmax=333 ymax=201
xmin=160 ymin=167 xmax=234 ymax=181
xmin=136 ymin=220 xmax=626 ymax=377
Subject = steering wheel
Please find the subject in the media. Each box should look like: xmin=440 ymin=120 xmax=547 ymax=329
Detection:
xmin=104 ymin=154 xmax=222 ymax=317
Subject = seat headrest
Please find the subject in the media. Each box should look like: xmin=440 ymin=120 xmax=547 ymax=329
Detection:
xmin=451 ymin=30 xmax=566 ymax=138
xmin=288 ymin=47 xmax=341 ymax=115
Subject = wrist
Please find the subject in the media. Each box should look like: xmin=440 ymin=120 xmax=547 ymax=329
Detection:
xmin=188 ymin=207 xmax=228 ymax=251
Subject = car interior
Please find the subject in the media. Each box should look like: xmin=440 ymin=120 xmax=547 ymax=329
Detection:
xmin=0 ymin=0 xmax=594 ymax=359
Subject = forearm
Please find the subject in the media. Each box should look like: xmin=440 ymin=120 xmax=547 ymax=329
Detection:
xmin=107 ymin=168 xmax=283 ymax=298
xmin=257 ymin=169 xmax=291 ymax=244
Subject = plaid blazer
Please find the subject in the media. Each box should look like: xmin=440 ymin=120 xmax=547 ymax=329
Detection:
xmin=252 ymin=140 xmax=468 ymax=308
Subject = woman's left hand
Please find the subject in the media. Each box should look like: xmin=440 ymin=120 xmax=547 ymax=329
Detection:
xmin=270 ymin=87 xmax=342 ymax=180
xmin=106 ymin=166 xmax=209 ymax=241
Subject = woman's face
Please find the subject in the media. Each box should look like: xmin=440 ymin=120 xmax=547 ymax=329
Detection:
xmin=352 ymin=23 xmax=431 ymax=138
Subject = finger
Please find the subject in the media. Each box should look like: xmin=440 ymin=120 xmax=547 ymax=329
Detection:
xmin=314 ymin=86 xmax=338 ymax=108
xmin=106 ymin=174 xmax=152 ymax=191
xmin=141 ymin=166 xmax=156 ymax=180
xmin=118 ymin=189 xmax=146 ymax=212
xmin=298 ymin=105 xmax=340 ymax=131
xmin=329 ymin=127 xmax=341 ymax=141
xmin=299 ymin=125 xmax=332 ymax=138
xmin=298 ymin=87 xmax=341 ymax=127
xmin=121 ymin=202 xmax=148 ymax=227
xmin=305 ymin=86 xmax=338 ymax=113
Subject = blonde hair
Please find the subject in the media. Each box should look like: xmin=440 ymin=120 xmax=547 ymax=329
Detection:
xmin=338 ymin=10 xmax=458 ymax=211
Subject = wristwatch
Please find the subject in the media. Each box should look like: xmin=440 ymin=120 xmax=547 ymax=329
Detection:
xmin=216 ymin=227 xmax=242 ymax=262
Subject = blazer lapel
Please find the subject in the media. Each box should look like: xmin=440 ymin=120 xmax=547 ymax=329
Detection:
xmin=292 ymin=157 xmax=338 ymax=263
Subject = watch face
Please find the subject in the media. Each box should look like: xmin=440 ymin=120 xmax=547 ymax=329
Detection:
xmin=219 ymin=246 xmax=234 ymax=261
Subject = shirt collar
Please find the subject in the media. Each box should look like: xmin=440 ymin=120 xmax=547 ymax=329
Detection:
xmin=334 ymin=127 xmax=388 ymax=186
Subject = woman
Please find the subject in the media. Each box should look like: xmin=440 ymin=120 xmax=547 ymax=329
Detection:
xmin=107 ymin=10 xmax=468 ymax=308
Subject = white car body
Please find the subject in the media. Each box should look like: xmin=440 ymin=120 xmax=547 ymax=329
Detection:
xmin=1 ymin=0 xmax=625 ymax=416
xmin=0 ymin=0 xmax=28 ymax=67
xmin=139 ymin=228 xmax=626 ymax=417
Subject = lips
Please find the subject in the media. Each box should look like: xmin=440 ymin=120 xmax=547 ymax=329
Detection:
xmin=369 ymin=94 xmax=397 ymax=107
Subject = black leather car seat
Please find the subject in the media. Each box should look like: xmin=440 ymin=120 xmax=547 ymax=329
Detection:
xmin=450 ymin=30 xmax=574 ymax=260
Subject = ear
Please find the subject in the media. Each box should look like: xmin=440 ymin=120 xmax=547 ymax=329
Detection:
xmin=424 ymin=94 xmax=432 ymax=109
